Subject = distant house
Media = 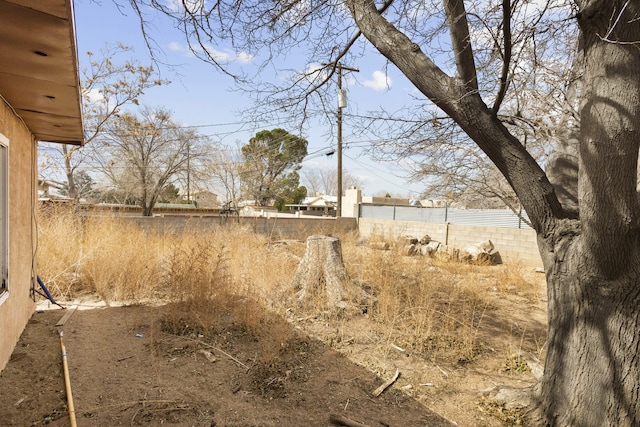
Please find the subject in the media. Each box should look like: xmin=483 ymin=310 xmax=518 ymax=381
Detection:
xmin=191 ymin=191 xmax=218 ymax=208
xmin=361 ymin=195 xmax=411 ymax=206
xmin=0 ymin=0 xmax=84 ymax=372
xmin=286 ymin=195 xmax=337 ymax=216
xmin=37 ymin=179 xmax=69 ymax=200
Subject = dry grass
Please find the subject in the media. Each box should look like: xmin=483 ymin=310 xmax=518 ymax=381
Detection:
xmin=37 ymin=211 xmax=165 ymax=302
xmin=342 ymin=237 xmax=492 ymax=363
xmin=36 ymin=208 xmax=541 ymax=368
xmin=493 ymin=262 xmax=543 ymax=303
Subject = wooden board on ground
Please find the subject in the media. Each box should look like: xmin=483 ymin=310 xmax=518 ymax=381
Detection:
xmin=55 ymin=306 xmax=77 ymax=327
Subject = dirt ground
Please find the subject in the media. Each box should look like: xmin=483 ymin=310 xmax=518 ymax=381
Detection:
xmin=0 ymin=269 xmax=547 ymax=427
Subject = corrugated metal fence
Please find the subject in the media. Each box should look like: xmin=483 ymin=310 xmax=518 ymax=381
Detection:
xmin=359 ymin=205 xmax=532 ymax=229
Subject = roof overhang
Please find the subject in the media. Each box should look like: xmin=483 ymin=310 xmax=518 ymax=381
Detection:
xmin=0 ymin=0 xmax=84 ymax=145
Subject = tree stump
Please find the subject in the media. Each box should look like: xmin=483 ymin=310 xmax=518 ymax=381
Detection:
xmin=292 ymin=235 xmax=350 ymax=308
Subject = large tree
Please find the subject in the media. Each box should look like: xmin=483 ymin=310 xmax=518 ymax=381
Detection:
xmin=93 ymin=106 xmax=209 ymax=216
xmin=127 ymin=0 xmax=640 ymax=424
xmin=302 ymin=167 xmax=364 ymax=197
xmin=58 ymin=170 xmax=98 ymax=203
xmin=347 ymin=3 xmax=640 ymax=425
xmin=39 ymin=44 xmax=168 ymax=202
xmin=206 ymin=143 xmax=243 ymax=205
xmin=240 ymin=129 xmax=308 ymax=206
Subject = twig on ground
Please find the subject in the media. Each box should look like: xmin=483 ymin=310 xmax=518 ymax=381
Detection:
xmin=170 ymin=333 xmax=249 ymax=369
xmin=372 ymin=368 xmax=400 ymax=397
xmin=197 ymin=340 xmax=248 ymax=369
xmin=329 ymin=414 xmax=372 ymax=427
xmin=435 ymin=364 xmax=449 ymax=377
xmin=130 ymin=407 xmax=141 ymax=426
xmin=391 ymin=343 xmax=405 ymax=352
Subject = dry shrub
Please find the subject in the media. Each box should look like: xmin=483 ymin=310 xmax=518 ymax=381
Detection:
xmin=37 ymin=212 xmax=521 ymax=365
xmin=146 ymin=223 xmax=297 ymax=356
xmin=36 ymin=207 xmax=85 ymax=298
xmin=160 ymin=230 xmax=231 ymax=335
xmin=37 ymin=209 xmax=164 ymax=302
xmin=82 ymin=218 xmax=165 ymax=303
xmin=494 ymin=263 xmax=542 ymax=303
xmin=160 ymin=227 xmax=299 ymax=383
xmin=236 ymin=236 xmax=304 ymax=310
xmin=36 ymin=211 xmax=298 ymax=329
xmin=345 ymin=238 xmax=490 ymax=363
xmin=478 ymin=398 xmax=526 ymax=426
xmin=165 ymin=233 xmax=227 ymax=301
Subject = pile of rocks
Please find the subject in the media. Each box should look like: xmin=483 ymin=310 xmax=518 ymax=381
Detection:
xmin=370 ymin=235 xmax=501 ymax=265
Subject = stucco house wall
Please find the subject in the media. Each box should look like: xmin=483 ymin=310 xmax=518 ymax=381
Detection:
xmin=0 ymin=99 xmax=38 ymax=371
xmin=0 ymin=0 xmax=84 ymax=372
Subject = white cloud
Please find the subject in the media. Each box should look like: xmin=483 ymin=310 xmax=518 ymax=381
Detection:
xmin=168 ymin=42 xmax=185 ymax=52
xmin=362 ymin=70 xmax=392 ymax=91
xmin=162 ymin=0 xmax=204 ymax=14
xmin=168 ymin=41 xmax=254 ymax=64
xmin=294 ymin=62 xmax=328 ymax=85
xmin=85 ymin=88 xmax=104 ymax=103
xmin=207 ymin=48 xmax=232 ymax=62
xmin=206 ymin=48 xmax=254 ymax=64
xmin=235 ymin=51 xmax=254 ymax=64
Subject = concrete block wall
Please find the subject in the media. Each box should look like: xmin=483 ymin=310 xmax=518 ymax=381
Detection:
xmin=358 ymin=218 xmax=449 ymax=243
xmin=120 ymin=215 xmax=358 ymax=241
xmin=447 ymin=224 xmax=541 ymax=266
xmin=118 ymin=215 xmax=540 ymax=266
xmin=251 ymin=217 xmax=357 ymax=239
xmin=358 ymin=218 xmax=542 ymax=267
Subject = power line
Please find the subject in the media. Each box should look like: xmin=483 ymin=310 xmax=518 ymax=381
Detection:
xmin=343 ymin=153 xmax=422 ymax=195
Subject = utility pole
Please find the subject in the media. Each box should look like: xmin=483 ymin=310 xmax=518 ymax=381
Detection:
xmin=336 ymin=62 xmax=358 ymax=218
xmin=186 ymin=142 xmax=191 ymax=204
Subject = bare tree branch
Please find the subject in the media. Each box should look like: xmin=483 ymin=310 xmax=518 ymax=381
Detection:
xmin=492 ymin=0 xmax=512 ymax=114
xmin=444 ymin=0 xmax=479 ymax=92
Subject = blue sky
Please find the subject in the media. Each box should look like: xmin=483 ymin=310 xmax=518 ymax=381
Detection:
xmin=71 ymin=0 xmax=428 ymax=197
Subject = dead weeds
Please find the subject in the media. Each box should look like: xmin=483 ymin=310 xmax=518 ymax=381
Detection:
xmin=19 ymin=210 xmax=548 ymax=426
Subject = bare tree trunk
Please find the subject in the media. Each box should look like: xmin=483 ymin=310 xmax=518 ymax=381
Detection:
xmin=62 ymin=144 xmax=78 ymax=202
xmin=529 ymin=3 xmax=640 ymax=425
xmin=533 ymin=230 xmax=640 ymax=426
xmin=292 ymin=235 xmax=350 ymax=308
xmin=348 ymin=1 xmax=640 ymax=424
xmin=546 ymin=44 xmax=582 ymax=216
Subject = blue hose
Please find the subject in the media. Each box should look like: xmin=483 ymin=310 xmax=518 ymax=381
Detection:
xmin=37 ymin=275 xmax=64 ymax=308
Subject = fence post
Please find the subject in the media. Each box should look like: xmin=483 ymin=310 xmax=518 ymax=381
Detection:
xmin=445 ymin=221 xmax=450 ymax=246
xmin=518 ymin=207 xmax=522 ymax=229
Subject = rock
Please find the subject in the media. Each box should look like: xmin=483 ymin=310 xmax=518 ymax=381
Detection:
xmin=370 ymin=241 xmax=390 ymax=251
xmin=462 ymin=240 xmax=496 ymax=264
xmin=403 ymin=243 xmax=420 ymax=256
xmin=493 ymin=386 xmax=536 ymax=410
xmin=422 ymin=241 xmax=441 ymax=256
xmin=407 ymin=237 xmax=419 ymax=245
xmin=479 ymin=385 xmax=537 ymax=411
